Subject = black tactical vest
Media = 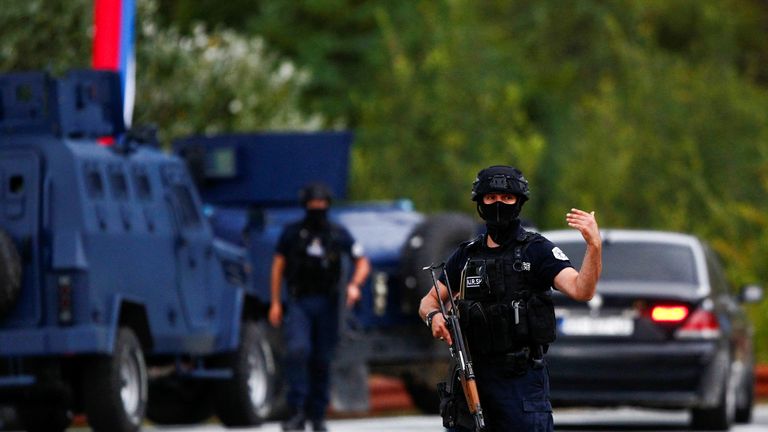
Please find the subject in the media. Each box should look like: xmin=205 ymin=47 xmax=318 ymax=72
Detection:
xmin=456 ymin=231 xmax=556 ymax=356
xmin=284 ymin=225 xmax=343 ymax=297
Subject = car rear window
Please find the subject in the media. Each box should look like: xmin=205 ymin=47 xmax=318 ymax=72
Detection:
xmin=557 ymin=241 xmax=698 ymax=284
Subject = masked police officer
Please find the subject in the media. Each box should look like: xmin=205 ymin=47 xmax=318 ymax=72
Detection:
xmin=419 ymin=165 xmax=601 ymax=432
xmin=269 ymin=182 xmax=370 ymax=432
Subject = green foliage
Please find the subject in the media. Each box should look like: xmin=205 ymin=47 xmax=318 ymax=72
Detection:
xmin=353 ymin=1 xmax=545 ymax=214
xmin=134 ymin=0 xmax=322 ymax=142
xmin=0 ymin=0 xmax=92 ymax=73
xmin=159 ymin=0 xmax=388 ymax=124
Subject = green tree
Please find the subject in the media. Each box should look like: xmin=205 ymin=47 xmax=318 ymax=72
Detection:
xmin=0 ymin=0 xmax=92 ymax=73
xmin=134 ymin=0 xmax=322 ymax=143
xmin=352 ymin=1 xmax=545 ymax=213
xmin=0 ymin=0 xmax=319 ymax=145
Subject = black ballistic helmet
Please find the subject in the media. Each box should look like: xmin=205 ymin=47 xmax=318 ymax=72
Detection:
xmin=299 ymin=182 xmax=333 ymax=206
xmin=471 ymin=165 xmax=530 ymax=203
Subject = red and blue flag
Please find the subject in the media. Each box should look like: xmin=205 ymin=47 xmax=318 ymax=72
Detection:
xmin=92 ymin=0 xmax=136 ymax=128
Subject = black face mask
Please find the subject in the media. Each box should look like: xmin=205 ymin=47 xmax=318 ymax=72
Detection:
xmin=304 ymin=208 xmax=328 ymax=229
xmin=477 ymin=202 xmax=521 ymax=245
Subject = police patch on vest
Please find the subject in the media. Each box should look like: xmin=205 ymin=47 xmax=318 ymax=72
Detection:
xmin=465 ymin=276 xmax=483 ymax=288
xmin=552 ymin=246 xmax=569 ymax=261
xmin=306 ymin=237 xmax=325 ymax=257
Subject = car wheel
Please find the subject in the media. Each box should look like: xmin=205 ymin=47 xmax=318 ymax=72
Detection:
xmin=734 ymin=366 xmax=754 ymax=424
xmin=214 ymin=320 xmax=277 ymax=426
xmin=146 ymin=377 xmax=214 ymax=425
xmin=83 ymin=327 xmax=148 ymax=432
xmin=0 ymin=229 xmax=22 ymax=319
xmin=690 ymin=369 xmax=735 ymax=431
xmin=399 ymin=212 xmax=477 ymax=312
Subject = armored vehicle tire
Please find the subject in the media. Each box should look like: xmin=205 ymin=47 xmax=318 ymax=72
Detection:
xmin=399 ymin=212 xmax=477 ymax=311
xmin=0 ymin=229 xmax=22 ymax=319
xmin=146 ymin=377 xmax=214 ymax=425
xmin=82 ymin=327 xmax=148 ymax=432
xmin=214 ymin=320 xmax=275 ymax=426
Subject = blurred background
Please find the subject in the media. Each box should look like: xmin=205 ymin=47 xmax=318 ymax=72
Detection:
xmin=2 ymin=0 xmax=767 ymax=364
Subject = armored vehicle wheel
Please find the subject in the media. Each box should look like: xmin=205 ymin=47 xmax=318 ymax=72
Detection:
xmin=0 ymin=229 xmax=22 ymax=319
xmin=17 ymin=402 xmax=72 ymax=432
xmin=214 ymin=320 xmax=276 ymax=426
xmin=83 ymin=327 xmax=148 ymax=432
xmin=399 ymin=212 xmax=477 ymax=312
xmin=146 ymin=377 xmax=214 ymax=425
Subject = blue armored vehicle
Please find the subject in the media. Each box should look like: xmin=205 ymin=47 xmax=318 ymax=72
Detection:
xmin=173 ymin=132 xmax=480 ymax=415
xmin=0 ymin=70 xmax=273 ymax=431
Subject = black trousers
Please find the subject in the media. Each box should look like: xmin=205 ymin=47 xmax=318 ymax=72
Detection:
xmin=448 ymin=362 xmax=553 ymax=432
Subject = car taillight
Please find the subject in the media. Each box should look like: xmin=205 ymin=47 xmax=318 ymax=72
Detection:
xmin=674 ymin=308 xmax=720 ymax=339
xmin=651 ymin=305 xmax=689 ymax=323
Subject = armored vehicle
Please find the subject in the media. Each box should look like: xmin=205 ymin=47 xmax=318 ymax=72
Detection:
xmin=0 ymin=70 xmax=269 ymax=431
xmin=173 ymin=132 xmax=480 ymax=415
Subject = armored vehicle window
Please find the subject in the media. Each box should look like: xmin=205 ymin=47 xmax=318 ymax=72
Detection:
xmin=85 ymin=167 xmax=104 ymax=199
xmin=171 ymin=185 xmax=201 ymax=228
xmin=9 ymin=175 xmax=24 ymax=195
xmin=109 ymin=169 xmax=129 ymax=201
xmin=133 ymin=171 xmax=152 ymax=201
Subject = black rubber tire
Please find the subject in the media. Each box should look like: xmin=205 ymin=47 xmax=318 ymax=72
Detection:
xmin=146 ymin=377 xmax=214 ymax=425
xmin=0 ymin=230 xmax=22 ymax=319
xmin=399 ymin=212 xmax=477 ymax=312
xmin=734 ymin=367 xmax=754 ymax=424
xmin=214 ymin=321 xmax=277 ymax=427
xmin=690 ymin=369 xmax=734 ymax=431
xmin=82 ymin=327 xmax=148 ymax=432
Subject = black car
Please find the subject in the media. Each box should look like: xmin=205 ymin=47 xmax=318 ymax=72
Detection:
xmin=543 ymin=229 xmax=763 ymax=431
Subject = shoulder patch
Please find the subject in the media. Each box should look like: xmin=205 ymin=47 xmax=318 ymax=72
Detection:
xmin=552 ymin=246 xmax=569 ymax=261
xmin=351 ymin=242 xmax=365 ymax=258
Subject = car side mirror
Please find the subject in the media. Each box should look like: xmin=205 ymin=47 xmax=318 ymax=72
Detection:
xmin=739 ymin=284 xmax=763 ymax=304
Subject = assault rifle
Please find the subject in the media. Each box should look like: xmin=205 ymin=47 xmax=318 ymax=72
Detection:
xmin=424 ymin=263 xmax=485 ymax=431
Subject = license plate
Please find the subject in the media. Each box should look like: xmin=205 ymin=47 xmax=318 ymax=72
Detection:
xmin=558 ymin=315 xmax=634 ymax=336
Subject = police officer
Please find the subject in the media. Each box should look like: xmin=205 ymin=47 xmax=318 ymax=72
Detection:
xmin=418 ymin=165 xmax=601 ymax=432
xmin=269 ymin=182 xmax=371 ymax=432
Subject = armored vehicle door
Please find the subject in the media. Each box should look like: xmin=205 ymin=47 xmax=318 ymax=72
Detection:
xmin=162 ymin=164 xmax=216 ymax=330
xmin=0 ymin=150 xmax=42 ymax=325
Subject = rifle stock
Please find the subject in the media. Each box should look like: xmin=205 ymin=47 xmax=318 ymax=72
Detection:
xmin=462 ymin=375 xmax=482 ymax=416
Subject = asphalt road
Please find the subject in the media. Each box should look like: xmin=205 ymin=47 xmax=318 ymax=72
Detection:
xmin=57 ymin=402 xmax=768 ymax=431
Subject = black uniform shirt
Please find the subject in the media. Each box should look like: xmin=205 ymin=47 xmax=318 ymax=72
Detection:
xmin=439 ymin=226 xmax=574 ymax=294
xmin=276 ymin=221 xmax=361 ymax=258
xmin=276 ymin=219 xmax=363 ymax=294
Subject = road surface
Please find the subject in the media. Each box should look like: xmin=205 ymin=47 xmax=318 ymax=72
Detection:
xmin=57 ymin=403 xmax=768 ymax=431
